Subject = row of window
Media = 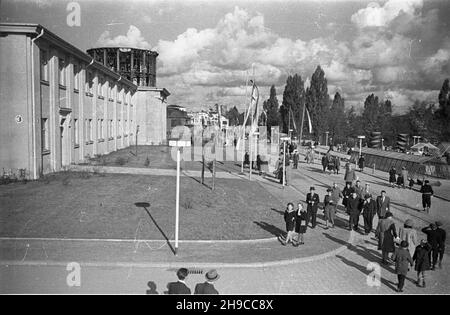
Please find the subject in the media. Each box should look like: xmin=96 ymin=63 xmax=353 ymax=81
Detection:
xmin=41 ymin=118 xmax=134 ymax=152
xmin=40 ymin=49 xmax=132 ymax=101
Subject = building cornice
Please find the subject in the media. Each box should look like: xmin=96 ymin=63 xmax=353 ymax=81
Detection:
xmin=0 ymin=23 xmax=137 ymax=90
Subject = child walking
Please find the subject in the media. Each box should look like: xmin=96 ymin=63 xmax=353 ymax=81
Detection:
xmin=413 ymin=240 xmax=431 ymax=288
xmin=295 ymin=203 xmax=308 ymax=246
xmin=279 ymin=202 xmax=296 ymax=246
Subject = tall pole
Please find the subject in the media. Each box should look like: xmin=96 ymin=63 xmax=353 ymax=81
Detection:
xmin=175 ymin=147 xmax=180 ymax=255
xmin=135 ymin=125 xmax=139 ymax=157
xmin=299 ymin=103 xmax=306 ymax=145
xmin=283 ymin=141 xmax=286 ymax=187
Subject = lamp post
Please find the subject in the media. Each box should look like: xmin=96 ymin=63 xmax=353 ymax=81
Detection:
xmin=357 ymin=135 xmax=365 ymax=156
xmin=168 ymin=138 xmax=191 ymax=256
xmin=280 ymin=136 xmax=291 ymax=187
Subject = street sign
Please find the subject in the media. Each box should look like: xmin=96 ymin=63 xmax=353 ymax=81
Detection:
xmin=169 ymin=140 xmax=191 ymax=147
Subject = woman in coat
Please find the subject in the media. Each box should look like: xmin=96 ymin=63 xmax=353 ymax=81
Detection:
xmin=295 ymin=203 xmax=308 ymax=246
xmin=392 ymin=241 xmax=413 ymax=292
xmin=389 ymin=167 xmax=397 ymax=187
xmin=399 ymin=219 xmax=418 ymax=257
xmin=323 ymin=189 xmax=335 ymax=229
xmin=413 ymin=240 xmax=431 ymax=288
xmin=376 ymin=212 xmax=397 ymax=264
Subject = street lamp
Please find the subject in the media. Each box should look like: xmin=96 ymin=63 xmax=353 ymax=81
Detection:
xmin=168 ymin=138 xmax=191 ymax=256
xmin=280 ymin=136 xmax=291 ymax=187
xmin=357 ymin=135 xmax=365 ymax=157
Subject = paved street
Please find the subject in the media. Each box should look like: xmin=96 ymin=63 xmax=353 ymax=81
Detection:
xmin=1 ymin=159 xmax=449 ymax=294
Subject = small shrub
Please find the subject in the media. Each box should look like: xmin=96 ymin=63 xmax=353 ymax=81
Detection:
xmin=62 ymin=176 xmax=71 ymax=186
xmin=115 ymin=157 xmax=127 ymax=166
xmin=182 ymin=198 xmax=193 ymax=209
xmin=144 ymin=157 xmax=150 ymax=167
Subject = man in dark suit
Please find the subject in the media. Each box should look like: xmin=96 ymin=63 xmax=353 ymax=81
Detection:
xmin=376 ymin=190 xmax=390 ymax=219
xmin=306 ymin=186 xmax=320 ymax=228
xmin=362 ymin=194 xmax=377 ymax=234
xmin=194 ymin=269 xmax=220 ymax=295
xmin=167 ymin=268 xmax=191 ymax=295
xmin=347 ymin=192 xmax=361 ymax=231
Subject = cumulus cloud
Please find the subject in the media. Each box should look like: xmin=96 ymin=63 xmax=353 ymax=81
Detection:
xmin=96 ymin=25 xmax=152 ymax=49
xmin=351 ymin=0 xmax=423 ymax=28
xmin=115 ymin=3 xmax=447 ymax=112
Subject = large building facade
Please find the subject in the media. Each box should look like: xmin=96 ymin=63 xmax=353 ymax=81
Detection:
xmin=0 ymin=23 xmax=169 ymax=179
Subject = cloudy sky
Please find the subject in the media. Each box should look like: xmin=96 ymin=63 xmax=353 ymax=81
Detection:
xmin=1 ymin=0 xmax=449 ymax=113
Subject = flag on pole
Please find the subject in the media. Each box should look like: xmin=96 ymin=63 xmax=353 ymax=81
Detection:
xmin=242 ymin=80 xmax=260 ymax=135
xmin=289 ymin=107 xmax=297 ymax=131
xmin=305 ymin=107 xmax=313 ymax=133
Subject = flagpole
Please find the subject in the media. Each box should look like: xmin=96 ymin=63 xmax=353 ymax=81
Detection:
xmin=249 ymin=64 xmax=255 ymax=181
xmin=299 ymin=102 xmax=306 ymax=145
xmin=241 ymin=71 xmax=249 ymax=174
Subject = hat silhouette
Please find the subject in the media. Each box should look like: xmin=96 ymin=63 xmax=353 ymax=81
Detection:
xmin=205 ymin=269 xmax=220 ymax=282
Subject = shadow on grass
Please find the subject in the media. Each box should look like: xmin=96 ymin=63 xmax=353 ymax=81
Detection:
xmin=253 ymin=221 xmax=286 ymax=238
xmin=135 ymin=202 xmax=176 ymax=255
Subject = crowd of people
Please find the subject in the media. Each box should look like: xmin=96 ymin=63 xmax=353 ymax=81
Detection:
xmin=273 ymin=146 xmax=446 ymax=293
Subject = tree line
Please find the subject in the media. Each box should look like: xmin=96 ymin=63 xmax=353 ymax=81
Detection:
xmin=225 ymin=66 xmax=450 ymax=147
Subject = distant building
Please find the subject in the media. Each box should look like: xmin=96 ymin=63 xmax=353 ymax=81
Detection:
xmin=167 ymin=105 xmax=189 ymax=138
xmin=0 ymin=23 xmax=169 ymax=179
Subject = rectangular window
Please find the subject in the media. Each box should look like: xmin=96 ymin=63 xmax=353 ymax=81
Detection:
xmin=98 ymin=119 xmax=104 ymax=139
xmin=40 ymin=49 xmax=48 ymax=81
xmin=58 ymin=57 xmax=66 ymax=86
xmin=86 ymin=119 xmax=93 ymax=142
xmin=73 ymin=64 xmax=79 ymax=90
xmin=98 ymin=77 xmax=103 ymax=96
xmin=74 ymin=119 xmax=79 ymax=146
xmin=41 ymin=118 xmax=49 ymax=151
xmin=86 ymin=72 xmax=93 ymax=94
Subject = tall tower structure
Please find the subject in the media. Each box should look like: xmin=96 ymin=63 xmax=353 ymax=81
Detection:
xmin=86 ymin=47 xmax=158 ymax=87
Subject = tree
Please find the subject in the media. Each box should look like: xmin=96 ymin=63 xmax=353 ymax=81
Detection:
xmin=225 ymin=106 xmax=241 ymax=126
xmin=361 ymin=94 xmax=380 ymax=137
xmin=345 ymin=105 xmax=362 ymax=145
xmin=280 ymin=74 xmax=306 ymax=135
xmin=435 ymin=78 xmax=450 ymax=141
xmin=262 ymin=85 xmax=280 ymax=131
xmin=305 ymin=66 xmax=330 ymax=141
xmin=327 ymin=92 xmax=347 ymax=145
xmin=407 ymin=100 xmax=436 ymax=142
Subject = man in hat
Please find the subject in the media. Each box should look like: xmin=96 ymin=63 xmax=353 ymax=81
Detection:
xmin=194 ymin=269 xmax=220 ymax=295
xmin=306 ymin=186 xmax=320 ymax=228
xmin=362 ymin=194 xmax=377 ymax=235
xmin=420 ymin=180 xmax=434 ymax=213
xmin=347 ymin=192 xmax=361 ymax=231
xmin=342 ymin=182 xmax=354 ymax=210
xmin=167 ymin=268 xmax=191 ymax=295
xmin=421 ymin=223 xmax=442 ymax=270
xmin=436 ymin=221 xmax=446 ymax=269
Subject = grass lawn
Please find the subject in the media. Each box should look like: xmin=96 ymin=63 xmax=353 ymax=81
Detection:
xmin=0 ymin=172 xmax=284 ymax=240
xmin=85 ymin=145 xmax=244 ymax=173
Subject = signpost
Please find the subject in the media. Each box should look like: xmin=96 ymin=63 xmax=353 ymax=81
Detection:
xmin=280 ymin=136 xmax=291 ymax=187
xmin=357 ymin=135 xmax=365 ymax=157
xmin=168 ymin=139 xmax=191 ymax=255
